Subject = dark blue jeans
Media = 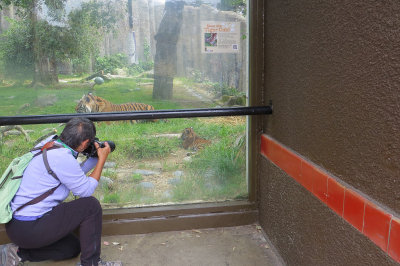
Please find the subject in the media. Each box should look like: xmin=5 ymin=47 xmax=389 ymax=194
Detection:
xmin=6 ymin=197 xmax=102 ymax=266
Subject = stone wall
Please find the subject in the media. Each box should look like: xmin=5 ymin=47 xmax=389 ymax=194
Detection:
xmin=177 ymin=5 xmax=247 ymax=91
xmin=101 ymin=2 xmax=247 ymax=91
xmin=100 ymin=0 xmax=164 ymax=63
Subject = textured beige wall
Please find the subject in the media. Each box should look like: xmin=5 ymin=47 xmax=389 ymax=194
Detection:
xmin=256 ymin=0 xmax=400 ymax=264
xmin=262 ymin=0 xmax=400 ymax=213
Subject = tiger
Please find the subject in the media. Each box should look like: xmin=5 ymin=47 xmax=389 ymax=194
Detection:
xmin=181 ymin=127 xmax=211 ymax=151
xmin=75 ymin=93 xmax=157 ymax=123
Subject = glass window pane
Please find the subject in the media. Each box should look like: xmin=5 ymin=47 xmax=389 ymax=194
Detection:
xmin=0 ymin=0 xmax=249 ymax=208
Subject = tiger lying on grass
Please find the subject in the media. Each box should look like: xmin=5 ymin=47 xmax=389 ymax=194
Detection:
xmin=75 ymin=93 xmax=157 ymax=123
xmin=181 ymin=127 xmax=211 ymax=151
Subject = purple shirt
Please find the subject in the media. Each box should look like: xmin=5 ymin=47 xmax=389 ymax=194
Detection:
xmin=11 ymin=136 xmax=99 ymax=219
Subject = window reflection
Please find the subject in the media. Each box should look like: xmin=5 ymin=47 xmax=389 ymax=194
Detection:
xmin=0 ymin=0 xmax=248 ymax=208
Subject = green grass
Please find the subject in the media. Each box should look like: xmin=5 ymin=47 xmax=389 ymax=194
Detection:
xmin=124 ymin=137 xmax=180 ymax=159
xmin=103 ymin=192 xmax=120 ymax=204
xmin=131 ymin=173 xmax=144 ymax=183
xmin=0 ymin=77 xmax=248 ymax=207
xmin=171 ymin=138 xmax=246 ymax=202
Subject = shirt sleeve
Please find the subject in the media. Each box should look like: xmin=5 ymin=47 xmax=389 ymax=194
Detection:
xmin=80 ymin=157 xmax=98 ymax=174
xmin=50 ymin=150 xmax=98 ymax=197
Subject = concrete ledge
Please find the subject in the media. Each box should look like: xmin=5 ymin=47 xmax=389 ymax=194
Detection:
xmin=0 ymin=201 xmax=257 ymax=244
xmin=103 ymin=201 xmax=258 ymax=235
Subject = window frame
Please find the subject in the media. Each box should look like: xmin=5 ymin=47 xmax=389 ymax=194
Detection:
xmin=0 ymin=0 xmax=269 ymax=239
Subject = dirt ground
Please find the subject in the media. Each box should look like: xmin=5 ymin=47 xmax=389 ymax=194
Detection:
xmin=28 ymin=224 xmax=285 ymax=266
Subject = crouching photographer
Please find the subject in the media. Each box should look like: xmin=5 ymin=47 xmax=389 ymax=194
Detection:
xmin=3 ymin=117 xmax=122 ymax=266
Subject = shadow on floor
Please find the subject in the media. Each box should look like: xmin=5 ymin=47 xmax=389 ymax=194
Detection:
xmin=27 ymin=224 xmax=284 ymax=266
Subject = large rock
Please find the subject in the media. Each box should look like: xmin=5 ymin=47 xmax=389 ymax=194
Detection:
xmin=133 ymin=169 xmax=160 ymax=176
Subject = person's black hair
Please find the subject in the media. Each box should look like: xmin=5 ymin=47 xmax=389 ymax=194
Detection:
xmin=59 ymin=117 xmax=96 ymax=149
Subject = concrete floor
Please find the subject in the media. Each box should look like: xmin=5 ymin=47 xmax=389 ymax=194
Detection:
xmin=27 ymin=224 xmax=284 ymax=266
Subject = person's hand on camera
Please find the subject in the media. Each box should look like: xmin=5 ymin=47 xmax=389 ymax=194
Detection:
xmin=89 ymin=142 xmax=111 ymax=182
xmin=94 ymin=141 xmax=111 ymax=161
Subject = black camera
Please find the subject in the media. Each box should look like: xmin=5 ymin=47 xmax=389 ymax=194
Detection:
xmin=82 ymin=138 xmax=116 ymax=158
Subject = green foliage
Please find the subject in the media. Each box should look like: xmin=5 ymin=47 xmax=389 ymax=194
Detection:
xmin=0 ymin=0 xmax=68 ymax=82
xmin=211 ymin=83 xmax=244 ymax=97
xmin=141 ymin=41 xmax=154 ymax=71
xmin=67 ymin=9 xmax=99 ymax=68
xmin=44 ymin=0 xmax=67 ymax=21
xmin=68 ymin=1 xmax=119 ymax=73
xmin=0 ymin=0 xmax=51 ymax=11
xmin=127 ymin=61 xmax=154 ymax=76
xmin=139 ymin=60 xmax=154 ymax=72
xmin=190 ymin=69 xmax=204 ymax=83
xmin=127 ymin=40 xmax=154 ymax=75
xmin=95 ymin=54 xmax=129 ymax=74
xmin=127 ymin=64 xmax=144 ymax=76
xmin=0 ymin=0 xmax=119 ymax=82
xmin=71 ymin=57 xmax=91 ymax=75
xmin=77 ymin=0 xmax=118 ymax=33
xmin=143 ymin=40 xmax=151 ymax=62
xmin=0 ymin=18 xmax=34 ymax=79
xmin=218 ymin=0 xmax=247 ymax=15
xmin=35 ymin=20 xmax=74 ymax=61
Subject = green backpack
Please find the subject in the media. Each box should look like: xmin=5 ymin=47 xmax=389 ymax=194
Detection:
xmin=0 ymin=142 xmax=62 ymax=224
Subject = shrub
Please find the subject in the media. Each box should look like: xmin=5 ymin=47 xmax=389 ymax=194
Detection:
xmin=211 ymin=83 xmax=244 ymax=97
xmin=127 ymin=64 xmax=144 ymax=76
xmin=127 ymin=60 xmax=154 ymax=76
xmin=95 ymin=53 xmax=129 ymax=74
xmin=139 ymin=60 xmax=154 ymax=71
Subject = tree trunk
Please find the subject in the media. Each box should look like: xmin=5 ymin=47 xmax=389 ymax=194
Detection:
xmin=153 ymin=75 xmax=174 ymax=99
xmin=30 ymin=0 xmax=40 ymax=86
xmin=30 ymin=0 xmax=58 ymax=86
xmin=49 ymin=56 xmax=59 ymax=83
xmin=152 ymin=1 xmax=184 ymax=100
xmin=34 ymin=56 xmax=58 ymax=85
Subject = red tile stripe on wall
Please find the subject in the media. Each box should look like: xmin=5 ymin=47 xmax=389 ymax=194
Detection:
xmin=260 ymin=134 xmax=400 ymax=263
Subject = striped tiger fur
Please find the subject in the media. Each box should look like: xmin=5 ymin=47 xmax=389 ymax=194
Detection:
xmin=181 ymin=127 xmax=211 ymax=151
xmin=75 ymin=93 xmax=156 ymax=123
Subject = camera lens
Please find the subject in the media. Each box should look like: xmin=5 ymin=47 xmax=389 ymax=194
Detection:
xmin=97 ymin=141 xmax=116 ymax=152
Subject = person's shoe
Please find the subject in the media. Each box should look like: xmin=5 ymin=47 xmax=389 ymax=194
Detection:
xmin=76 ymin=258 xmax=123 ymax=266
xmin=0 ymin=243 xmax=23 ymax=266
xmin=98 ymin=259 xmax=123 ymax=266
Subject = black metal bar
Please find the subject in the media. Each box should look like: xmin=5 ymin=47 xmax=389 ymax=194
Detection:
xmin=0 ymin=106 xmax=272 ymax=126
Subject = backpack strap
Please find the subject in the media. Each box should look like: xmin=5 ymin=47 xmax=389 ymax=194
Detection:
xmin=10 ymin=143 xmax=62 ymax=181
xmin=31 ymin=141 xmax=61 ymax=158
xmin=15 ymin=141 xmax=63 ymax=213
xmin=41 ymin=147 xmax=60 ymax=181
xmin=15 ymin=183 xmax=61 ymax=212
